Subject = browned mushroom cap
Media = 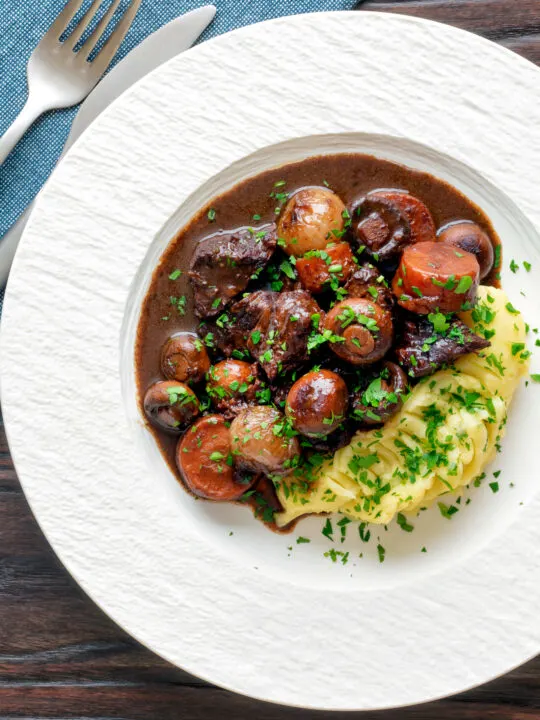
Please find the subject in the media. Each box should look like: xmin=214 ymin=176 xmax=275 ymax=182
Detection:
xmin=324 ymin=298 xmax=393 ymax=366
xmin=161 ymin=332 xmax=210 ymax=385
xmin=278 ymin=187 xmax=347 ymax=257
xmin=352 ymin=362 xmax=408 ymax=425
xmin=143 ymin=380 xmax=200 ymax=433
xmin=230 ymin=406 xmax=300 ymax=476
xmin=437 ymin=221 xmax=495 ymax=280
xmin=286 ymin=370 xmax=349 ymax=437
xmin=206 ymin=360 xmax=262 ymax=417
xmin=350 ymin=195 xmax=410 ymax=262
xmin=368 ymin=190 xmax=436 ymax=245
xmin=177 ymin=415 xmax=256 ymax=501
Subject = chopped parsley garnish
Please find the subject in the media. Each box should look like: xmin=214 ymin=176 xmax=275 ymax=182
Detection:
xmin=455 ymin=275 xmax=473 ymax=294
xmin=322 ymin=518 xmax=334 ymax=541
xmin=431 ymin=274 xmax=456 ymax=290
xmin=438 ymin=502 xmax=459 ymax=519
xmin=485 ymin=353 xmax=505 ymax=376
xmin=524 ymin=261 xmax=532 ymax=272
xmin=169 ymin=268 xmax=182 ymax=280
xmin=358 ymin=523 xmax=371 ymax=543
xmin=324 ymin=549 xmax=349 ymax=564
xmin=510 ymin=259 xmax=519 ymax=273
xmin=207 ymin=208 xmax=216 ymax=222
xmin=307 ymin=329 xmax=344 ymax=352
xmin=280 ymin=259 xmax=296 ymax=280
xmin=337 ymin=516 xmax=351 ymax=543
xmin=166 ymin=386 xmax=196 ymax=406
xmin=209 ymin=451 xmax=225 ymax=461
xmin=396 ymin=513 xmax=414 ymax=533
xmin=296 ymin=536 xmax=310 ymax=544
xmin=505 ymin=302 xmax=520 ymax=315
xmin=428 ymin=312 xmax=450 ymax=334
xmin=377 ymin=544 xmax=386 ymax=563
xmin=489 ymin=482 xmax=499 ymax=493
xmin=170 ymin=295 xmax=187 ymax=316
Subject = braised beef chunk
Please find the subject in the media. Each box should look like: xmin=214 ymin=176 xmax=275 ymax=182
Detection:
xmin=197 ymin=318 xmax=237 ymax=358
xmin=189 ymin=224 xmax=277 ymax=318
xmin=344 ymin=262 xmax=394 ymax=309
xmin=227 ymin=290 xmax=323 ymax=380
xmin=395 ymin=315 xmax=490 ymax=378
xmin=197 ymin=290 xmax=273 ymax=358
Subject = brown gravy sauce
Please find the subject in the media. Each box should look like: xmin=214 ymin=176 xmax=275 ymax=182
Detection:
xmin=135 ymin=153 xmax=501 ymax=531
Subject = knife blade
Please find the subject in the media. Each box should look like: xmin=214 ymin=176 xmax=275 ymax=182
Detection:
xmin=0 ymin=5 xmax=216 ymax=288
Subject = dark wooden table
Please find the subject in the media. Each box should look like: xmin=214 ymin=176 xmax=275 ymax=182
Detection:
xmin=1 ymin=1 xmax=539 ymax=717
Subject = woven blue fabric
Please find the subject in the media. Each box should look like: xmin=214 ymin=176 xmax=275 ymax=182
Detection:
xmin=0 ymin=0 xmax=357 ymax=312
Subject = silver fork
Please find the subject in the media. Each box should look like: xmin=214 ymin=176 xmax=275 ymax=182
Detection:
xmin=0 ymin=0 xmax=142 ymax=165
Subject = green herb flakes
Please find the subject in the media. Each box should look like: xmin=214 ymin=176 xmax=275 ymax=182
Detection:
xmin=322 ymin=518 xmax=334 ymax=541
xmin=396 ymin=513 xmax=414 ymax=533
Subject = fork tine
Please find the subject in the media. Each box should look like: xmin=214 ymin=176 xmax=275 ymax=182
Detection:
xmin=46 ymin=0 xmax=86 ymax=41
xmin=63 ymin=0 xmax=104 ymax=50
xmin=87 ymin=0 xmax=141 ymax=70
xmin=78 ymin=0 xmax=122 ymax=57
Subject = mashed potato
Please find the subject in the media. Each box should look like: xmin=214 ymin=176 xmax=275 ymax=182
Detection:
xmin=275 ymin=287 xmax=529 ymax=527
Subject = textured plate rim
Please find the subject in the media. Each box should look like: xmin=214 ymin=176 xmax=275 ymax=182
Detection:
xmin=2 ymin=11 xmax=540 ymax=711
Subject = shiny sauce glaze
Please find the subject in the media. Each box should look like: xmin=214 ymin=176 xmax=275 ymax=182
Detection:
xmin=135 ymin=153 xmax=501 ymax=531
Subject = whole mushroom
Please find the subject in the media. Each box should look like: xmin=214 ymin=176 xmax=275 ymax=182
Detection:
xmin=286 ymin=370 xmax=349 ymax=437
xmin=352 ymin=362 xmax=408 ymax=425
xmin=437 ymin=221 xmax=495 ymax=280
xmin=323 ymin=298 xmax=393 ymax=366
xmin=161 ymin=332 xmax=210 ymax=384
xmin=144 ymin=380 xmax=200 ymax=433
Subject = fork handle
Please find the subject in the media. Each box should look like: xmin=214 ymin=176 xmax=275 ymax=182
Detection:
xmin=0 ymin=97 xmax=45 ymax=165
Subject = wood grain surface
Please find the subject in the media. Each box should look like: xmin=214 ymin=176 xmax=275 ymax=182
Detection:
xmin=2 ymin=1 xmax=540 ymax=716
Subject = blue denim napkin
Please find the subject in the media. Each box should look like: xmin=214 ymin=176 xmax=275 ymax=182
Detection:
xmin=0 ymin=0 xmax=358 ymax=312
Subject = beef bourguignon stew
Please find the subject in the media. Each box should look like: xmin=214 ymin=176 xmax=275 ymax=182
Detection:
xmin=135 ymin=153 xmax=500 ymax=531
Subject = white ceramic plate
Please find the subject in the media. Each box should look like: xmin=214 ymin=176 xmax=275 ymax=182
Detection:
xmin=2 ymin=12 xmax=540 ymax=711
